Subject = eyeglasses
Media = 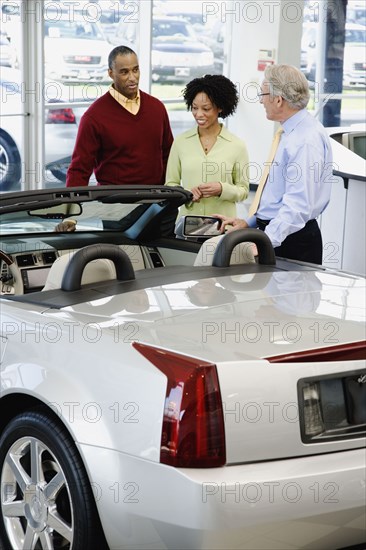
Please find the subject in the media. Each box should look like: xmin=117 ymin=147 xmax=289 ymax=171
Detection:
xmin=257 ymin=92 xmax=271 ymax=98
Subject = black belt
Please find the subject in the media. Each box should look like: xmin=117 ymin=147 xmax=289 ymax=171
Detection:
xmin=256 ymin=218 xmax=317 ymax=232
xmin=256 ymin=217 xmax=270 ymax=231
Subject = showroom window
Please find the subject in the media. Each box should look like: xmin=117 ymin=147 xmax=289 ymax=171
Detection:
xmin=0 ymin=0 xmax=364 ymax=192
xmin=109 ymin=0 xmax=231 ymax=136
xmin=301 ymin=0 xmax=366 ymax=128
xmin=0 ymin=0 xmax=230 ymax=191
xmin=150 ymin=1 xmax=231 ymax=137
xmin=0 ymin=0 xmax=22 ymax=192
xmin=42 ymin=1 xmax=113 ymax=186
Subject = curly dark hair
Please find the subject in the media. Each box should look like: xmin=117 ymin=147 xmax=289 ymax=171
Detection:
xmin=182 ymin=75 xmax=239 ymax=118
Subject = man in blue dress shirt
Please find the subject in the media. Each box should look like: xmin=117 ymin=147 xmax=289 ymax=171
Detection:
xmin=217 ymin=64 xmax=333 ymax=264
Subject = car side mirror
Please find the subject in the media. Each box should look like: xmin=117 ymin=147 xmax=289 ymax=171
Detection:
xmin=176 ymin=215 xmax=222 ymax=240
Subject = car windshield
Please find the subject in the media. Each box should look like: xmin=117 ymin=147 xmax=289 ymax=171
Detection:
xmin=0 ymin=203 xmax=147 ymax=235
xmin=44 ymin=19 xmax=104 ymax=40
xmin=0 ymin=186 xmax=191 ymax=237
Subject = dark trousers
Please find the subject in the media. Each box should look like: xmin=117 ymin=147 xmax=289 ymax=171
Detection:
xmin=256 ymin=218 xmax=323 ymax=264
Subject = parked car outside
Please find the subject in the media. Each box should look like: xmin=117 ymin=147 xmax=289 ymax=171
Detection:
xmin=151 ymin=17 xmax=214 ymax=83
xmin=342 ymin=23 xmax=366 ymax=87
xmin=301 ymin=22 xmax=366 ymax=87
xmin=347 ymin=4 xmax=366 ymax=26
xmin=199 ymin=20 xmax=226 ymax=75
xmin=44 ymin=11 xmax=111 ymax=84
xmin=0 ymin=186 xmax=365 ymax=550
xmin=113 ymin=16 xmax=215 ymax=83
xmin=0 ymin=68 xmax=87 ymax=191
xmin=157 ymin=1 xmax=226 ymax=75
xmin=97 ymin=3 xmax=137 ymax=43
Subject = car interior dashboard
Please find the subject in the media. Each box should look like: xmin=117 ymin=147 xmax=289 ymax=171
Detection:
xmin=0 ymin=232 xmax=201 ymax=295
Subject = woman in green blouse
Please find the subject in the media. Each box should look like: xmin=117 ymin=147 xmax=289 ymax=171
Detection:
xmin=165 ymin=74 xmax=249 ymax=217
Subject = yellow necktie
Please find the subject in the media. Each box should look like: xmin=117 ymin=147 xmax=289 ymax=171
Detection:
xmin=248 ymin=127 xmax=284 ymax=217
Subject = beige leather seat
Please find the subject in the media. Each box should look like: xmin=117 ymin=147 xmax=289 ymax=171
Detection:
xmin=43 ymin=251 xmax=116 ymax=291
xmin=194 ymin=235 xmax=256 ymax=267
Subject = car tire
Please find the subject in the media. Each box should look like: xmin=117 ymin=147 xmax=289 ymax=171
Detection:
xmin=0 ymin=133 xmax=21 ymax=191
xmin=0 ymin=410 xmax=108 ymax=550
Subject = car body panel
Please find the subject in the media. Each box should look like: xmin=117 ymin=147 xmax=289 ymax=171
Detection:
xmin=61 ymin=270 xmax=364 ymax=360
xmin=1 ymin=301 xmax=167 ymax=462
xmin=82 ymin=444 xmax=366 ymax=550
xmin=2 ymin=270 xmax=365 ymax=464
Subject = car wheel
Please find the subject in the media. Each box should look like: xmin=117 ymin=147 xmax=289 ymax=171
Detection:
xmin=0 ymin=133 xmax=21 ymax=191
xmin=0 ymin=411 xmax=107 ymax=550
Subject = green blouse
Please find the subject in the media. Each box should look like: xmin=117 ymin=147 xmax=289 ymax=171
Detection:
xmin=165 ymin=124 xmax=249 ymax=217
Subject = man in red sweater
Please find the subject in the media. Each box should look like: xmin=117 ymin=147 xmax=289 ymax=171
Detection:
xmin=66 ymin=45 xmax=173 ymax=187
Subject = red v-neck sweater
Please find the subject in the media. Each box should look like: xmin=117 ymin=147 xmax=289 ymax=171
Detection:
xmin=66 ymin=91 xmax=173 ymax=187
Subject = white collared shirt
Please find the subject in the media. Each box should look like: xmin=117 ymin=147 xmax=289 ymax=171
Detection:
xmin=247 ymin=109 xmax=334 ymax=248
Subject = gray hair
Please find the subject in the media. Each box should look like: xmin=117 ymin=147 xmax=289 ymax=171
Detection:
xmin=264 ymin=64 xmax=310 ymax=109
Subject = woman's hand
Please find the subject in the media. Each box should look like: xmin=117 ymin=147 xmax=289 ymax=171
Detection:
xmin=191 ymin=183 xmax=222 ymax=201
xmin=190 ymin=186 xmax=203 ymax=202
xmin=198 ymin=182 xmax=222 ymax=198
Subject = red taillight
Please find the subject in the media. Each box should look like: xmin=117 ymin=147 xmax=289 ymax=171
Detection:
xmin=133 ymin=342 xmax=226 ymax=468
xmin=45 ymin=108 xmax=76 ymax=124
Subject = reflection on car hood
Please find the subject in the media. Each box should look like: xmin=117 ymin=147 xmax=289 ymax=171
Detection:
xmin=60 ymin=271 xmax=365 ymax=362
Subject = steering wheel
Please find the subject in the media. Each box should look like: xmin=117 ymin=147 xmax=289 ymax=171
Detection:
xmin=0 ymin=250 xmax=24 ymax=295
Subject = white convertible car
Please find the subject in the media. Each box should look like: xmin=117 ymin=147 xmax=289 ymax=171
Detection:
xmin=0 ymin=187 xmax=365 ymax=550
